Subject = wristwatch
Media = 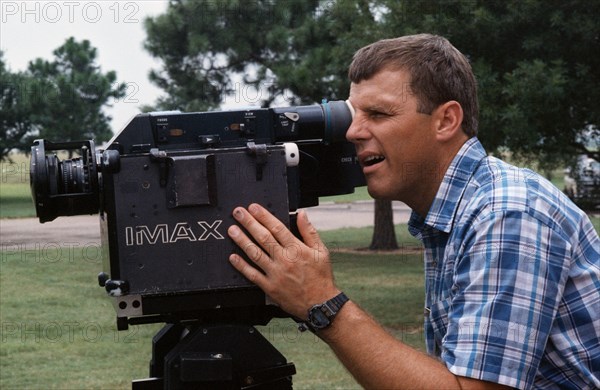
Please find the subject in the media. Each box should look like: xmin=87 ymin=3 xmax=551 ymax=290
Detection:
xmin=298 ymin=292 xmax=349 ymax=332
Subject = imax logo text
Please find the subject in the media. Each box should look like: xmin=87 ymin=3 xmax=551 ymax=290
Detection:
xmin=125 ymin=221 xmax=224 ymax=246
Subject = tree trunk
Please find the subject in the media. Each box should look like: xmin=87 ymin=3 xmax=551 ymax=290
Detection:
xmin=369 ymin=199 xmax=398 ymax=250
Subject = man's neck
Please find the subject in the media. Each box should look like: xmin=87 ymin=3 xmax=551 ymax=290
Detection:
xmin=405 ymin=136 xmax=470 ymax=218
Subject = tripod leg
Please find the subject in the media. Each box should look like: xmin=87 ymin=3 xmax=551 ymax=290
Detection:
xmin=132 ymin=323 xmax=186 ymax=390
xmin=149 ymin=323 xmax=186 ymax=378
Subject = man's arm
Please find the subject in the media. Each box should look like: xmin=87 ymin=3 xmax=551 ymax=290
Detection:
xmin=227 ymin=203 xmax=511 ymax=389
xmin=320 ymin=300 xmax=513 ymax=390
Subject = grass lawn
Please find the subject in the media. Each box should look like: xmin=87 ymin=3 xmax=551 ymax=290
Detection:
xmin=0 ymin=156 xmax=35 ymax=219
xmin=0 ymin=230 xmax=423 ymax=389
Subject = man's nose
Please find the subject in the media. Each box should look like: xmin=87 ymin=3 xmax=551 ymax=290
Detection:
xmin=346 ymin=115 xmax=368 ymax=143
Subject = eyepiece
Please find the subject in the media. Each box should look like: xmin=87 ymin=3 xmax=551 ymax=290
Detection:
xmin=272 ymin=100 xmax=354 ymax=143
xmin=321 ymin=100 xmax=354 ymax=143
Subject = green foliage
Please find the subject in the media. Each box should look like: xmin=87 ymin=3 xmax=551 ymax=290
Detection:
xmin=144 ymin=0 xmax=599 ymax=167
xmin=28 ymin=38 xmax=127 ymax=145
xmin=392 ymin=0 xmax=600 ymax=168
xmin=1 ymin=52 xmax=44 ymax=159
xmin=1 ymin=38 xmax=127 ymax=159
xmin=144 ymin=0 xmax=383 ymax=110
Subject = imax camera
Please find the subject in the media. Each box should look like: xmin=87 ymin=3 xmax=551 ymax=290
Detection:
xmin=30 ymin=100 xmax=363 ymax=331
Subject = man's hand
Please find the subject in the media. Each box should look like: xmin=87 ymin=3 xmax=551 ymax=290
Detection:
xmin=227 ymin=203 xmax=340 ymax=319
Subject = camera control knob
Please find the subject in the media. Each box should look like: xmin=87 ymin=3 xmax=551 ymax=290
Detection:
xmin=283 ymin=143 xmax=300 ymax=167
xmin=283 ymin=112 xmax=300 ymax=122
xmin=100 ymin=150 xmax=120 ymax=173
xmin=105 ymin=279 xmax=129 ymax=297
xmin=97 ymin=272 xmax=110 ymax=287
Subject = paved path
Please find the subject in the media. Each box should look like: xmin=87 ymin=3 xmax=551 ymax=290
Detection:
xmin=0 ymin=201 xmax=412 ymax=246
xmin=304 ymin=201 xmax=412 ymax=230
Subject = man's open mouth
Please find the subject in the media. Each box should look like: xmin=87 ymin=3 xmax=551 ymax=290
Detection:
xmin=363 ymin=155 xmax=385 ymax=167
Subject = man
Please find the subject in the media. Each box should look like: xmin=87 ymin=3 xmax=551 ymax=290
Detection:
xmin=227 ymin=34 xmax=600 ymax=389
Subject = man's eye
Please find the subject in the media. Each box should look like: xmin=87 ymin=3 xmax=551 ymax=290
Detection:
xmin=369 ymin=111 xmax=389 ymax=118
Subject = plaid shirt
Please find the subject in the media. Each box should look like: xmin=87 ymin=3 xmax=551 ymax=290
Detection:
xmin=408 ymin=137 xmax=600 ymax=389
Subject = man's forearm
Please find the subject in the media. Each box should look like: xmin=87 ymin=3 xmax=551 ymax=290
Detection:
xmin=318 ymin=301 xmax=458 ymax=389
xmin=319 ymin=301 xmax=510 ymax=390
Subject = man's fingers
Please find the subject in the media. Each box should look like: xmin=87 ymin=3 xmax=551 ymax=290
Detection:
xmin=228 ymin=254 xmax=268 ymax=288
xmin=228 ymin=225 xmax=270 ymax=268
xmin=297 ymin=210 xmax=323 ymax=249
xmin=245 ymin=204 xmax=298 ymax=246
xmin=229 ymin=205 xmax=329 ymax=269
xmin=232 ymin=204 xmax=298 ymax=256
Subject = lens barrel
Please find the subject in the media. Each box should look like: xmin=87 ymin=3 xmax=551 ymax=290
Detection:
xmin=30 ymin=139 xmax=100 ymax=223
xmin=272 ymin=100 xmax=354 ymax=143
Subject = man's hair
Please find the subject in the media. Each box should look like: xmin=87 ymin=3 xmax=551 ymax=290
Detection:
xmin=348 ymin=34 xmax=479 ymax=137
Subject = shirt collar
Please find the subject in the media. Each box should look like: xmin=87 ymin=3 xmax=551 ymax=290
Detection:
xmin=409 ymin=137 xmax=487 ymax=235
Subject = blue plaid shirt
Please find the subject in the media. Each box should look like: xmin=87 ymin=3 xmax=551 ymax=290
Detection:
xmin=408 ymin=138 xmax=600 ymax=389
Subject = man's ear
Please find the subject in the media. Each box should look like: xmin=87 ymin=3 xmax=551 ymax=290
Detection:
xmin=432 ymin=101 xmax=464 ymax=142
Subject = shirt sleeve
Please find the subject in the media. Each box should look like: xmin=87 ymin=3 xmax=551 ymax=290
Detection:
xmin=437 ymin=210 xmax=572 ymax=389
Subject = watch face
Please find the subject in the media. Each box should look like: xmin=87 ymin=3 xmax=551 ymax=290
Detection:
xmin=310 ymin=308 xmax=330 ymax=329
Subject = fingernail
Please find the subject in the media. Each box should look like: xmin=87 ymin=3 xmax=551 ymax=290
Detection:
xmin=228 ymin=225 xmax=240 ymax=237
xmin=233 ymin=208 xmax=244 ymax=221
xmin=248 ymin=203 xmax=260 ymax=215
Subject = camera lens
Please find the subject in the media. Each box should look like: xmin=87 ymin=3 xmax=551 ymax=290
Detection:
xmin=30 ymin=140 xmax=100 ymax=223
xmin=59 ymin=157 xmax=88 ymax=193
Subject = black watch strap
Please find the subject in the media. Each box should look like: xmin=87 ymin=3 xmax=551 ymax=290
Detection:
xmin=298 ymin=292 xmax=349 ymax=333
xmin=327 ymin=292 xmax=349 ymax=314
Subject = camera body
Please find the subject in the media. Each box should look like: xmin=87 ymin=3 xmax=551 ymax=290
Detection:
xmin=30 ymin=101 xmax=363 ymax=329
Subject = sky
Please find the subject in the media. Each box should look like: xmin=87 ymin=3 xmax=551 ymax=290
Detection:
xmin=1 ymin=0 xmax=171 ymax=133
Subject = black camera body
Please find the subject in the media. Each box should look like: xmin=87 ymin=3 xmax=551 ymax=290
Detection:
xmin=31 ymin=101 xmax=363 ymax=330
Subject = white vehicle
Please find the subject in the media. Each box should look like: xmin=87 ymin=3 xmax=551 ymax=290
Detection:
xmin=564 ymin=154 xmax=600 ymax=210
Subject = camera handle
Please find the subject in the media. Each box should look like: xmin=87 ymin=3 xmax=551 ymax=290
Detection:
xmin=132 ymin=323 xmax=296 ymax=389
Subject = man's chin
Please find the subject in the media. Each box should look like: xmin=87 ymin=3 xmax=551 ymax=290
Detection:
xmin=366 ymin=185 xmax=394 ymax=201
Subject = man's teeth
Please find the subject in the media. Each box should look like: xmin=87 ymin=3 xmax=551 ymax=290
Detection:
xmin=364 ymin=155 xmax=385 ymax=166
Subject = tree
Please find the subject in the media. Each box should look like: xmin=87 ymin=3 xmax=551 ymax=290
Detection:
xmin=144 ymin=0 xmax=599 ymax=249
xmin=1 ymin=52 xmax=42 ymax=160
xmin=380 ymin=0 xmax=599 ymax=167
xmin=370 ymin=199 xmax=398 ymax=250
xmin=1 ymin=38 xmax=127 ymax=160
xmin=26 ymin=37 xmax=127 ymax=146
xmin=143 ymin=1 xmax=385 ymax=111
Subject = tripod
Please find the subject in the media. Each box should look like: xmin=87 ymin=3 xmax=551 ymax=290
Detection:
xmin=132 ymin=322 xmax=296 ymax=389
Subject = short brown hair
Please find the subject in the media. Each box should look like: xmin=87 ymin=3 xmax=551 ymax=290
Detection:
xmin=348 ymin=34 xmax=479 ymax=137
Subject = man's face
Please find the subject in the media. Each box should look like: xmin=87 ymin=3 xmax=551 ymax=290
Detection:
xmin=346 ymin=68 xmax=440 ymax=204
